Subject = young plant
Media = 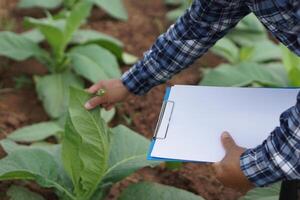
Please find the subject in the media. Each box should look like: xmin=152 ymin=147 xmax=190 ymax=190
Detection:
xmin=0 ymin=1 xmax=123 ymax=120
xmin=0 ymin=88 xmax=158 ymax=200
xmin=18 ymin=0 xmax=128 ymax=21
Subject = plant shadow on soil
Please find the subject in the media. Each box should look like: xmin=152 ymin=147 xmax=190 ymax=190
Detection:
xmin=0 ymin=0 xmax=239 ymax=199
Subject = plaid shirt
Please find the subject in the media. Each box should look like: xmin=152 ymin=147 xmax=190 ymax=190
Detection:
xmin=121 ymin=0 xmax=300 ymax=186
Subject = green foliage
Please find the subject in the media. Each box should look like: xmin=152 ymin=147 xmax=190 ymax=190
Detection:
xmin=118 ymin=182 xmax=204 ymax=200
xmin=90 ymin=0 xmax=128 ymax=21
xmin=8 ymin=121 xmax=62 ymax=142
xmin=201 ymin=63 xmax=289 ymax=87
xmin=281 ymin=45 xmax=300 ymax=86
xmin=35 ymin=72 xmax=84 ymax=119
xmin=18 ymin=0 xmax=62 ymax=9
xmin=18 ymin=0 xmax=128 ymax=21
xmin=103 ymin=125 xmax=158 ymax=184
xmin=7 ymin=185 xmax=45 ymax=200
xmin=69 ymin=44 xmax=121 ymax=83
xmin=240 ymin=182 xmax=281 ymax=200
xmin=164 ymin=0 xmax=191 ymax=21
xmin=25 ymin=1 xmax=92 ymax=69
xmin=0 ymin=148 xmax=74 ymax=199
xmin=0 ymin=88 xmax=158 ymax=199
xmin=62 ymin=88 xmax=111 ymax=199
xmin=0 ymin=31 xmax=49 ymax=62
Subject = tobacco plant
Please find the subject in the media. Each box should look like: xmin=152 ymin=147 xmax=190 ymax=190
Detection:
xmin=0 ymin=1 xmax=130 ymax=120
xmin=0 ymin=88 xmax=206 ymax=200
xmin=18 ymin=0 xmax=128 ymax=21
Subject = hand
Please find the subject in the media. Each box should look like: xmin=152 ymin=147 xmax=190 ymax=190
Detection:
xmin=84 ymin=79 xmax=130 ymax=110
xmin=212 ymin=132 xmax=254 ymax=194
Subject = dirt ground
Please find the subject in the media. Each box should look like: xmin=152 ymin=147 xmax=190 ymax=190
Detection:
xmin=0 ymin=0 xmax=240 ymax=199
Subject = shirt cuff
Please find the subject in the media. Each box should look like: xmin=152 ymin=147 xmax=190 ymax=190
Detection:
xmin=240 ymin=142 xmax=284 ymax=187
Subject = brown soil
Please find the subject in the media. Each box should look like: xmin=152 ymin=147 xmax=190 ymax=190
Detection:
xmin=0 ymin=0 xmax=240 ymax=200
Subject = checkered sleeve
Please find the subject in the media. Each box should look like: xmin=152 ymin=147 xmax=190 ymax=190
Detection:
xmin=121 ymin=0 xmax=250 ymax=95
xmin=240 ymin=92 xmax=300 ymax=186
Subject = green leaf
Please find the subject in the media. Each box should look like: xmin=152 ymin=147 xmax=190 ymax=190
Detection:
xmin=200 ymin=62 xmax=289 ymax=87
xmin=64 ymin=1 xmax=92 ymax=45
xmin=244 ymin=40 xmax=281 ymax=63
xmin=8 ymin=121 xmax=62 ymax=142
xmin=91 ymin=0 xmax=128 ymax=21
xmin=227 ymin=14 xmax=267 ymax=47
xmin=18 ymin=0 xmax=62 ymax=9
xmin=7 ymin=185 xmax=45 ymax=200
xmin=240 ymin=182 xmax=280 ymax=200
xmin=122 ymin=52 xmax=138 ymax=65
xmin=62 ymin=87 xmax=111 ymax=199
xmin=103 ymin=125 xmax=159 ymax=183
xmin=69 ymin=44 xmax=121 ymax=83
xmin=101 ymin=108 xmax=116 ymax=123
xmin=211 ymin=38 xmax=239 ymax=63
xmin=0 ymin=31 xmax=47 ymax=61
xmin=118 ymin=182 xmax=204 ymax=200
xmin=281 ymin=45 xmax=300 ymax=86
xmin=25 ymin=17 xmax=66 ymax=60
xmin=21 ymin=29 xmax=45 ymax=43
xmin=0 ymin=149 xmax=74 ymax=199
xmin=0 ymin=140 xmax=73 ymax=196
xmin=35 ymin=72 xmax=84 ymax=119
xmin=71 ymin=29 xmax=123 ymax=59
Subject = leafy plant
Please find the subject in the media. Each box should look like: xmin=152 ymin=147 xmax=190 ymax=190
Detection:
xmin=0 ymin=88 xmax=158 ymax=200
xmin=240 ymin=182 xmax=281 ymax=200
xmin=0 ymin=1 xmax=123 ymax=120
xmin=18 ymin=0 xmax=128 ymax=21
xmin=164 ymin=0 xmax=192 ymax=22
xmin=118 ymin=182 xmax=204 ymax=200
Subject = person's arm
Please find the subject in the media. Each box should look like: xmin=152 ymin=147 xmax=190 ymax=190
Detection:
xmin=85 ymin=0 xmax=251 ymax=110
xmin=121 ymin=0 xmax=250 ymax=95
xmin=240 ymin=92 xmax=300 ymax=186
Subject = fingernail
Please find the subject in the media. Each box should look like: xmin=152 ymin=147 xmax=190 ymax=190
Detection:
xmin=84 ymin=102 xmax=92 ymax=109
xmin=222 ymin=132 xmax=230 ymax=138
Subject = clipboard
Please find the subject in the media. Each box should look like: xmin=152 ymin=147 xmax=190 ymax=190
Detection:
xmin=147 ymin=85 xmax=300 ymax=163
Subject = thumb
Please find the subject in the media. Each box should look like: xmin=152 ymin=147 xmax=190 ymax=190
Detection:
xmin=221 ymin=132 xmax=237 ymax=153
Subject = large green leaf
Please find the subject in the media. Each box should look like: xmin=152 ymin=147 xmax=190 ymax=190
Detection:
xmin=281 ymin=45 xmax=300 ymax=86
xmin=103 ymin=125 xmax=159 ymax=184
xmin=211 ymin=38 xmax=239 ymax=63
xmin=200 ymin=63 xmax=289 ymax=87
xmin=241 ymin=40 xmax=281 ymax=63
xmin=0 ymin=140 xmax=73 ymax=195
xmin=64 ymin=1 xmax=92 ymax=45
xmin=7 ymin=185 xmax=45 ymax=200
xmin=69 ymin=44 xmax=121 ymax=83
xmin=25 ymin=17 xmax=66 ymax=60
xmin=71 ymin=29 xmax=123 ymax=59
xmin=21 ymin=29 xmax=45 ymax=43
xmin=91 ymin=0 xmax=128 ymax=21
xmin=240 ymin=182 xmax=281 ymax=200
xmin=7 ymin=121 xmax=62 ymax=142
xmin=0 ymin=31 xmax=47 ymax=61
xmin=227 ymin=14 xmax=267 ymax=47
xmin=18 ymin=0 xmax=62 ymax=9
xmin=35 ymin=72 xmax=84 ymax=119
xmin=118 ymin=182 xmax=204 ymax=200
xmin=62 ymin=87 xmax=111 ymax=199
xmin=0 ymin=149 xmax=74 ymax=199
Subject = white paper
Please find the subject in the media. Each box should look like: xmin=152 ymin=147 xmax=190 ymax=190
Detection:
xmin=150 ymin=85 xmax=299 ymax=162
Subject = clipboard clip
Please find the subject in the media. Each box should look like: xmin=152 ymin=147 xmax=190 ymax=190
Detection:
xmin=153 ymin=100 xmax=175 ymax=140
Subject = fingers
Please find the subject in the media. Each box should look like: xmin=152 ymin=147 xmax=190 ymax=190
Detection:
xmin=221 ymin=132 xmax=237 ymax=153
xmin=102 ymin=103 xmax=115 ymax=111
xmin=86 ymin=81 xmax=104 ymax=94
xmin=85 ymin=96 xmax=108 ymax=110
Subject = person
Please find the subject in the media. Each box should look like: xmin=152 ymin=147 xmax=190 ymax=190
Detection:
xmin=84 ymin=0 xmax=300 ymax=194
